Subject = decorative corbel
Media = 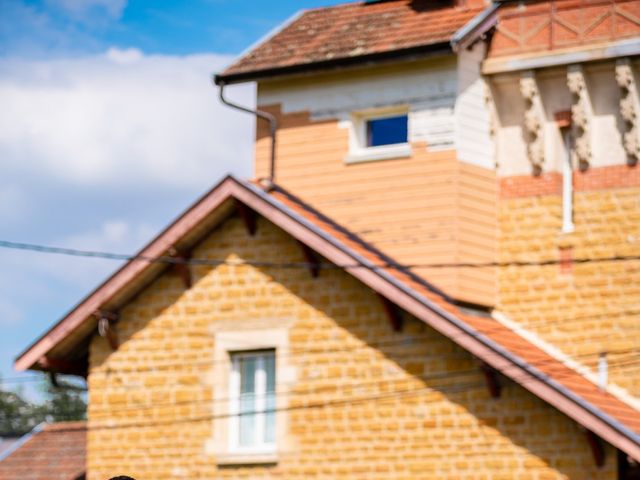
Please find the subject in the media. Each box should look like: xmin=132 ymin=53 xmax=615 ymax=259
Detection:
xmin=615 ymin=58 xmax=640 ymax=166
xmin=297 ymin=241 xmax=320 ymax=278
xmin=168 ymin=247 xmax=192 ymax=288
xmin=567 ymin=65 xmax=593 ymax=171
xmin=94 ymin=310 xmax=120 ymax=351
xmin=519 ymin=71 xmax=545 ymax=175
xmin=235 ymin=200 xmax=257 ymax=236
xmin=585 ymin=430 xmax=605 ymax=468
xmin=38 ymin=356 xmax=88 ymax=378
xmin=480 ymin=363 xmax=502 ymax=398
xmin=377 ymin=294 xmax=403 ymax=332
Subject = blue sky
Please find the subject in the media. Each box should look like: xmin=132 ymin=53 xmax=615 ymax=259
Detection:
xmin=0 ymin=0 xmax=345 ymax=399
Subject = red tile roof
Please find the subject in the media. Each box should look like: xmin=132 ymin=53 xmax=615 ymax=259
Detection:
xmin=0 ymin=422 xmax=86 ymax=480
xmin=219 ymin=0 xmax=483 ymax=81
xmin=14 ymin=176 xmax=640 ymax=461
xmin=269 ymin=185 xmax=640 ymax=437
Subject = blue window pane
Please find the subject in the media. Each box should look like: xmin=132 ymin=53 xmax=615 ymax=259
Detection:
xmin=366 ymin=115 xmax=408 ymax=147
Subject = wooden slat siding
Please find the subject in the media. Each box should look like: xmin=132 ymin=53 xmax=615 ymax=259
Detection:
xmin=255 ymin=103 xmax=497 ymax=305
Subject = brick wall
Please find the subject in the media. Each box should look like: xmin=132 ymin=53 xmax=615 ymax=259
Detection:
xmin=498 ymin=164 xmax=640 ymax=398
xmin=89 ymin=216 xmax=616 ymax=479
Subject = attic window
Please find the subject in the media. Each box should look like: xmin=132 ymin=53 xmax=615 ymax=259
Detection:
xmin=345 ymin=108 xmax=412 ymax=164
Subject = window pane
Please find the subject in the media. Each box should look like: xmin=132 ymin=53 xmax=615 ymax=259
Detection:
xmin=366 ymin=115 xmax=408 ymax=147
xmin=238 ymin=356 xmax=256 ymax=446
xmin=264 ymin=354 xmax=276 ymax=444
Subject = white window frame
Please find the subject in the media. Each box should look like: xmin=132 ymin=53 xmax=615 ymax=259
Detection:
xmin=208 ymin=328 xmax=292 ymax=466
xmin=229 ymin=350 xmax=276 ymax=454
xmin=345 ymin=106 xmax=412 ymax=164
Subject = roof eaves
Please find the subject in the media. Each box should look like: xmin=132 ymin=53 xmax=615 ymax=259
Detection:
xmin=0 ymin=423 xmax=45 ymax=462
xmin=14 ymin=175 xmax=238 ymax=371
xmin=215 ymin=42 xmax=452 ymax=85
xmin=451 ymin=2 xmax=499 ymax=52
xmin=230 ymin=8 xmax=307 ymax=73
xmin=238 ymin=179 xmax=640 ymax=459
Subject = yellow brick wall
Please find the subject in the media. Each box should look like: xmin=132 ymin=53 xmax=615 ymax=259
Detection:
xmin=88 ymin=215 xmax=616 ymax=479
xmin=498 ymin=184 xmax=640 ymax=398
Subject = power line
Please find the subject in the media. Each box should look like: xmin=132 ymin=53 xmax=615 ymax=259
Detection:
xmin=1 ymin=239 xmax=639 ymax=270
xmin=5 ymin=353 xmax=640 ymax=435
xmin=4 ymin=347 xmax=639 ymax=421
xmin=84 ymin=355 xmax=640 ymax=420
xmin=1 ymin=308 xmax=638 ymax=386
xmin=2 ymin=318 xmax=637 ymax=386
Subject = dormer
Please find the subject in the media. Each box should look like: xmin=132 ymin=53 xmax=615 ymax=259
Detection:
xmin=216 ymin=0 xmax=497 ymax=308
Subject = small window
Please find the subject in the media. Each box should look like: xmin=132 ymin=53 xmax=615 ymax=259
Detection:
xmin=345 ymin=109 xmax=411 ymax=164
xmin=229 ymin=350 xmax=276 ymax=452
xmin=366 ymin=114 xmax=408 ymax=147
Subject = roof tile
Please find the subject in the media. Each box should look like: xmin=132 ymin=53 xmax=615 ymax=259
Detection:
xmin=0 ymin=422 xmax=86 ymax=480
xmin=221 ymin=0 xmax=482 ymax=78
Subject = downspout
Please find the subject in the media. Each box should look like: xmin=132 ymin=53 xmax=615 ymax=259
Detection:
xmin=214 ymin=78 xmax=278 ymax=185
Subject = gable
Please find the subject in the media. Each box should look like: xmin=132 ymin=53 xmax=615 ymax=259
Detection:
xmin=88 ymin=214 xmax=621 ymax=477
xmin=14 ymin=175 xmax=640 ymax=462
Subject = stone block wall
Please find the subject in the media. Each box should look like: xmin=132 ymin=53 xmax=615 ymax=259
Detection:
xmin=88 ymin=215 xmax=616 ymax=479
xmin=498 ymin=164 xmax=640 ymax=398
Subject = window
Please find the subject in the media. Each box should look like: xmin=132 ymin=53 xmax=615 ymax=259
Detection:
xmin=210 ymin=329 xmax=288 ymax=465
xmin=229 ymin=350 xmax=276 ymax=452
xmin=366 ymin=114 xmax=408 ymax=147
xmin=345 ymin=108 xmax=412 ymax=164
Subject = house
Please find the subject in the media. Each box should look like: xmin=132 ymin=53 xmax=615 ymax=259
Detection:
xmin=0 ymin=422 xmax=86 ymax=480
xmin=14 ymin=0 xmax=640 ymax=478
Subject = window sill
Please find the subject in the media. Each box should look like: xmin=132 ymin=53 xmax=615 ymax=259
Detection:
xmin=216 ymin=451 xmax=278 ymax=466
xmin=344 ymin=143 xmax=412 ymax=164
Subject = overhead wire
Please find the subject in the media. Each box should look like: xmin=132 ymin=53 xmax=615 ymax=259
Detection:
xmin=2 ymin=319 xmax=638 ymax=386
xmin=5 ymin=354 xmax=640 ymax=435
xmin=4 ymin=347 xmax=640 ymax=423
xmin=1 ymin=239 xmax=639 ymax=270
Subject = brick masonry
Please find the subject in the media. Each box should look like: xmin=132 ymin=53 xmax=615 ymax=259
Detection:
xmin=498 ymin=164 xmax=640 ymax=398
xmin=89 ymin=216 xmax=616 ymax=479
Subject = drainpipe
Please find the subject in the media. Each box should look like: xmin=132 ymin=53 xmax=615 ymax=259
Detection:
xmin=214 ymin=78 xmax=278 ymax=185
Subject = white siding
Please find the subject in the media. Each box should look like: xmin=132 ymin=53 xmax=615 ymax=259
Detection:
xmin=455 ymin=42 xmax=494 ymax=169
xmin=259 ymin=57 xmax=458 ymax=151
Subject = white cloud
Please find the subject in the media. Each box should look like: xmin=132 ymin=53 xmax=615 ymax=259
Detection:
xmin=106 ymin=46 xmax=143 ymax=64
xmin=0 ymin=47 xmax=255 ymax=358
xmin=0 ymin=49 xmax=254 ymax=189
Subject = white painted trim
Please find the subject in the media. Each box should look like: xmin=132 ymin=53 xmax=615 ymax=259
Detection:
xmin=345 ymin=143 xmax=412 ymax=164
xmin=208 ymin=328 xmax=292 ymax=465
xmin=228 ymin=351 xmax=276 ymax=454
xmin=492 ymin=311 xmax=640 ymax=411
xmin=345 ymin=106 xmax=412 ymax=164
xmin=483 ymin=38 xmax=640 ymax=75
